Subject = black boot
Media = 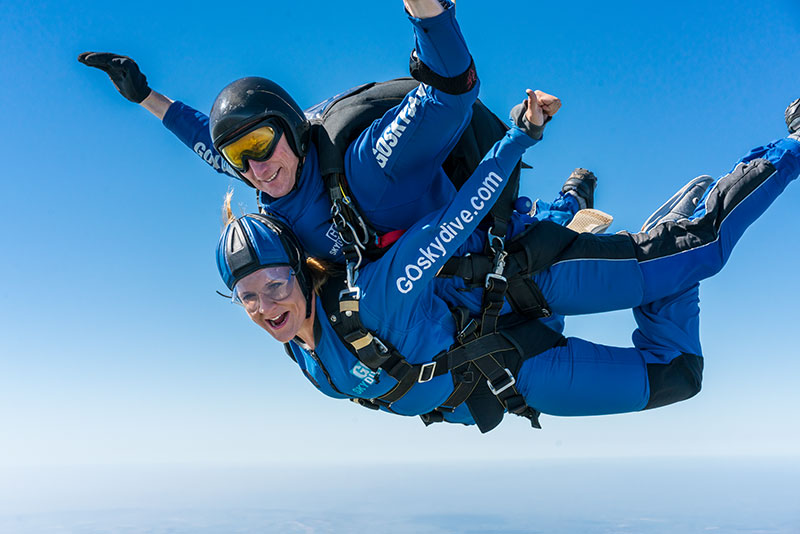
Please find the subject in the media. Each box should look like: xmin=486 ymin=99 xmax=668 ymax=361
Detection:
xmin=561 ymin=168 xmax=597 ymax=209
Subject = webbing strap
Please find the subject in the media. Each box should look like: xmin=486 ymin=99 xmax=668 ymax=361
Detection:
xmin=438 ymin=252 xmax=552 ymax=320
xmin=333 ymin=288 xmax=393 ymax=370
xmin=480 ymin=275 xmax=508 ymax=335
xmin=470 ymin=353 xmax=541 ymax=429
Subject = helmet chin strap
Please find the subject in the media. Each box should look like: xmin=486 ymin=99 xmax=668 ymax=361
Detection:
xmin=292 ymin=155 xmax=305 ymax=194
xmin=304 ymin=286 xmax=314 ymax=319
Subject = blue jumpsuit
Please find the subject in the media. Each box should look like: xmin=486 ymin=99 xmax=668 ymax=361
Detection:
xmin=289 ymin=126 xmax=541 ymax=424
xmin=287 ymin=123 xmax=800 ymax=425
xmin=160 ymin=2 xmax=573 ymax=336
xmin=164 ymin=2 xmax=482 ymax=262
xmin=440 ymin=136 xmax=800 ymax=416
xmin=161 ymin=2 xmax=578 ymax=261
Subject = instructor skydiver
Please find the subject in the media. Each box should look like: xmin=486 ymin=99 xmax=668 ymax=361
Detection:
xmin=78 ymin=0 xmax=596 ymax=265
xmin=216 ymin=94 xmax=800 ymax=432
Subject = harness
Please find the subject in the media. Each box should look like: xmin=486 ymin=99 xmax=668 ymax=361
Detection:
xmin=316 ymin=220 xmax=580 ymax=433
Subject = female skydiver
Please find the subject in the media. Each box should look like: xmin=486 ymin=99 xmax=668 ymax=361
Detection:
xmin=216 ymin=93 xmax=800 ymax=432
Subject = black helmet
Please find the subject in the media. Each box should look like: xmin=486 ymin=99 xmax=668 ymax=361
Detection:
xmin=210 ymin=77 xmax=311 ymax=182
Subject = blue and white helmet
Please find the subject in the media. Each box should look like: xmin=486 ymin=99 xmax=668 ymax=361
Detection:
xmin=216 ymin=213 xmax=313 ymax=317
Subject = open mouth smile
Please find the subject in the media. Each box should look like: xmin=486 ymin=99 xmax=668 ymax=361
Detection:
xmin=267 ymin=311 xmax=289 ymax=329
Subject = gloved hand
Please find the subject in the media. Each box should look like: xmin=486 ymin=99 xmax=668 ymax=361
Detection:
xmin=78 ymin=52 xmax=152 ymax=104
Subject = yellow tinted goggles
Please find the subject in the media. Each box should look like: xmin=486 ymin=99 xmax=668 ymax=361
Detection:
xmin=219 ymin=122 xmax=282 ymax=172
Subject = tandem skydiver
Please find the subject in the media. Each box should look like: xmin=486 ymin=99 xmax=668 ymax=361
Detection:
xmin=216 ymin=90 xmax=800 ymax=432
xmin=78 ymin=0 xmax=602 ymax=264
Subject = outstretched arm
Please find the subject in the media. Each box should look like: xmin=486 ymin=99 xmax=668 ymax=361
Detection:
xmin=79 ymin=52 xmax=236 ymax=177
xmin=371 ymin=90 xmax=555 ymax=305
xmin=349 ymin=0 xmax=479 ymax=213
xmin=139 ymin=90 xmax=174 ymax=121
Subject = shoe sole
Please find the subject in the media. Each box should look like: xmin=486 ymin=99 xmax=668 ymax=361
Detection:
xmin=786 ymin=98 xmax=800 ymax=134
xmin=641 ymin=175 xmax=714 ymax=233
xmin=567 ymin=208 xmax=614 ymax=234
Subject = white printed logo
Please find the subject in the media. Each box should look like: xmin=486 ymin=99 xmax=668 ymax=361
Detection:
xmin=351 ymin=363 xmax=378 ymax=395
xmin=326 ymin=224 xmax=344 ymax=257
xmin=395 ymin=171 xmax=504 ymax=294
xmin=194 ymin=141 xmax=235 ymax=176
xmin=372 ymin=86 xmax=423 ymax=168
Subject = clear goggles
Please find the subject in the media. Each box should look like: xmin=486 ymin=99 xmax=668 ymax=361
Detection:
xmin=219 ymin=120 xmax=284 ymax=173
xmin=231 ymin=266 xmax=295 ymax=312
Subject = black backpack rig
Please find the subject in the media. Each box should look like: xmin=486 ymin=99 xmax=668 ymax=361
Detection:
xmin=283 ymin=73 xmax=584 ymax=432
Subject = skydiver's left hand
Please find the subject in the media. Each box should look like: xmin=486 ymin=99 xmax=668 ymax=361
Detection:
xmin=525 ymin=89 xmax=561 ymax=126
xmin=510 ymin=89 xmax=560 ymax=139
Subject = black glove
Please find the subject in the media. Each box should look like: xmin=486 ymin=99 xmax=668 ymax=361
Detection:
xmin=78 ymin=52 xmax=152 ymax=104
xmin=509 ymin=100 xmax=548 ymax=140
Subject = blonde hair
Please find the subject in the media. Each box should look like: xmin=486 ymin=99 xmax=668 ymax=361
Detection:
xmin=307 ymin=257 xmax=338 ymax=294
xmin=222 ymin=190 xmax=236 ymax=228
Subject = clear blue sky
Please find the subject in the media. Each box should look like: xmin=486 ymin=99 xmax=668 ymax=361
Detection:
xmin=1 ymin=0 xmax=799 ymax=475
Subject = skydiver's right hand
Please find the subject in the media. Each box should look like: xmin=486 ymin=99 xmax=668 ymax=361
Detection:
xmin=78 ymin=52 xmax=152 ymax=104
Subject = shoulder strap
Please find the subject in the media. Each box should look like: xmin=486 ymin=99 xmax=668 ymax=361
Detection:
xmin=311 ymin=78 xmax=418 ymax=177
xmin=311 ymin=78 xmax=528 ymax=262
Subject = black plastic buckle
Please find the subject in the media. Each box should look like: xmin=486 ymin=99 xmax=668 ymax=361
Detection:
xmin=351 ymin=398 xmax=380 ymax=411
xmin=484 ymin=272 xmax=508 ymax=291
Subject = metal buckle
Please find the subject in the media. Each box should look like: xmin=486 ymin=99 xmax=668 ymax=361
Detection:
xmin=345 ymin=261 xmax=361 ymax=292
xmin=487 ymin=368 xmax=516 ymax=395
xmin=339 ymin=285 xmax=361 ymax=301
xmin=486 ymin=226 xmax=505 ymax=253
xmin=492 ymin=249 xmax=507 ymax=275
xmin=331 ymin=202 xmax=369 ymax=250
xmin=456 ymin=319 xmax=478 ymax=343
xmin=373 ymin=336 xmax=389 ymax=355
xmin=418 ymin=362 xmax=437 ymax=383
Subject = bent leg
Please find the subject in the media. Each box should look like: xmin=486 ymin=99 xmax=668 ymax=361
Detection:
xmin=516 ymin=285 xmax=703 ymax=416
xmin=633 ymin=284 xmax=703 ymax=409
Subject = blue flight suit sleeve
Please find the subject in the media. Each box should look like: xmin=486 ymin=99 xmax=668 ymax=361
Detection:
xmin=162 ymin=101 xmax=238 ymax=178
xmin=365 ymin=127 xmax=538 ymax=314
xmin=346 ymin=2 xmax=479 ymax=209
